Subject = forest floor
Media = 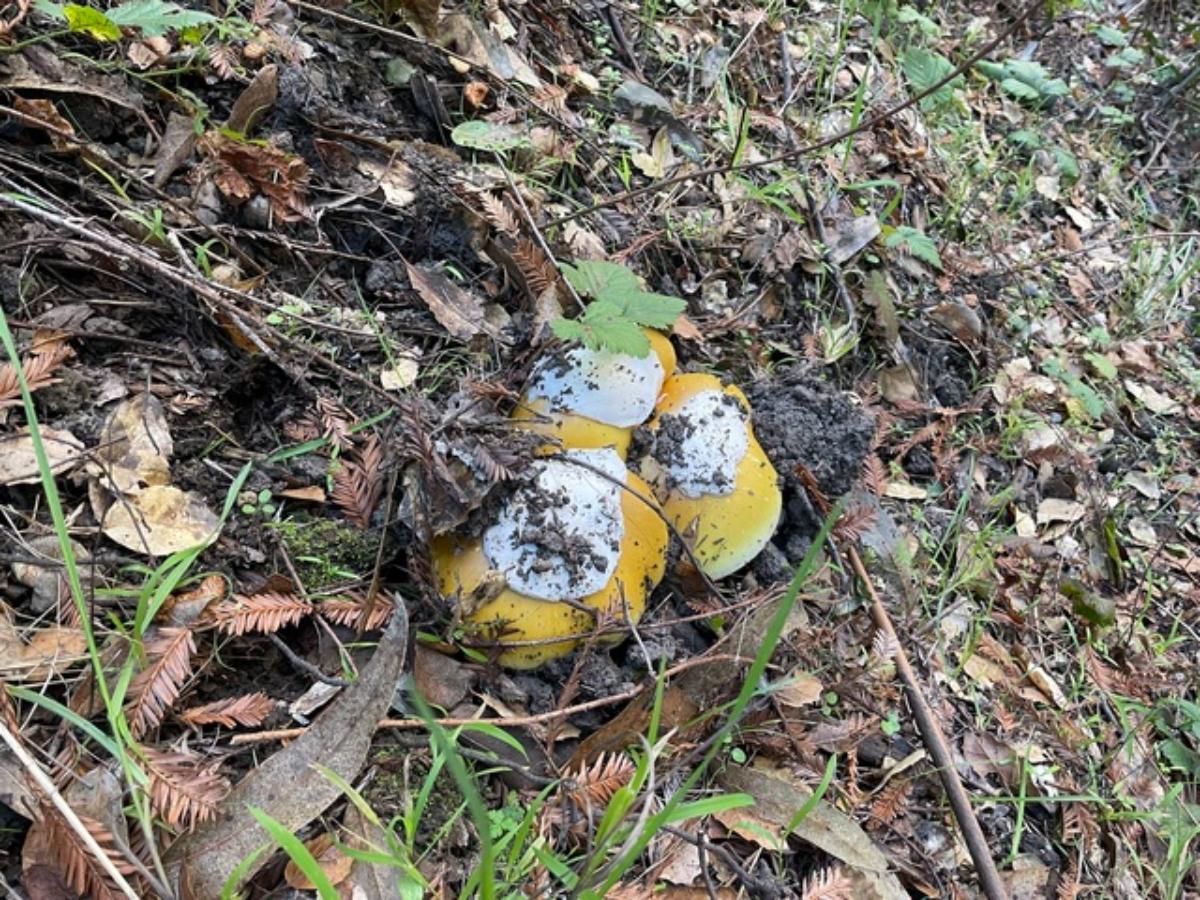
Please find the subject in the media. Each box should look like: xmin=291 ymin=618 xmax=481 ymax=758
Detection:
xmin=0 ymin=0 xmax=1198 ymax=897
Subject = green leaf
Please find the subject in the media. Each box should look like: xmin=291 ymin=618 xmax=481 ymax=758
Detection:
xmin=450 ymin=121 xmax=530 ymax=152
xmin=1000 ymin=78 xmax=1042 ymax=101
xmin=1095 ymin=25 xmax=1128 ymax=47
xmin=107 ymin=0 xmax=215 ymax=34
xmin=1007 ymin=129 xmax=1043 ymax=150
xmin=62 ymin=4 xmax=121 ymax=39
xmin=248 ymin=807 xmax=339 ymax=900
xmin=1105 ymin=47 xmax=1145 ymax=69
xmin=1052 ymin=146 xmax=1080 ymax=181
xmin=561 ymin=260 xmax=641 ymax=301
xmin=975 ymin=59 xmax=1009 ymax=81
xmin=901 ymin=47 xmax=961 ymax=105
xmin=1084 ymin=351 xmax=1117 ymax=381
xmin=884 ymin=225 xmax=942 ymax=270
xmin=615 ymin=292 xmax=686 ymax=329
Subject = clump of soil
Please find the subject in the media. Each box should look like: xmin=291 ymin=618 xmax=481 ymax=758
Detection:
xmin=745 ymin=372 xmax=875 ymax=557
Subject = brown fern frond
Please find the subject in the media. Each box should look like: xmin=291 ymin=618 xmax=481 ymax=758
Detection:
xmin=478 ymin=192 xmax=520 ymax=234
xmin=38 ymin=800 xmax=138 ymax=900
xmin=126 ymin=628 xmax=196 ymax=736
xmin=178 ymin=692 xmax=275 ymax=728
xmin=795 ymin=463 xmax=832 ymax=514
xmin=870 ymin=629 xmax=899 ymax=666
xmin=210 ymin=592 xmax=312 ymax=636
xmin=315 ymin=395 xmax=353 ymax=451
xmin=317 ymin=593 xmax=394 ymax=631
xmin=562 ymin=752 xmax=635 ymax=811
xmin=331 ymin=435 xmax=384 ymax=529
xmin=861 ymin=454 xmax=887 ymax=495
xmin=833 ymin=503 xmax=878 ymax=543
xmin=512 ymin=239 xmax=559 ymax=298
xmin=282 ymin=413 xmax=322 ymax=444
xmin=209 ymin=43 xmax=237 ymax=79
xmin=0 ymin=342 xmax=73 ymax=409
xmin=867 ymin=780 xmax=911 ymax=830
xmin=142 ymin=747 xmax=230 ymax=829
xmin=799 ymin=864 xmax=854 ymax=900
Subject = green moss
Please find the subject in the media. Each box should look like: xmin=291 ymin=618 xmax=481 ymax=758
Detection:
xmin=271 ymin=517 xmax=379 ymax=589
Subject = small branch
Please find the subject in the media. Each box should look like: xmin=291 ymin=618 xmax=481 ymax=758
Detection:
xmin=846 ymin=546 xmax=1008 ymax=900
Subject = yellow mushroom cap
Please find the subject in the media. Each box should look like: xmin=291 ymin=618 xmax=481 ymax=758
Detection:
xmin=432 ymin=448 xmax=668 ymax=669
xmin=639 ymin=373 xmax=781 ymax=580
xmin=512 ymin=331 xmax=677 ymax=458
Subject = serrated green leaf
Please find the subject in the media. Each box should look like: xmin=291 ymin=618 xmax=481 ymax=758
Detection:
xmin=1084 ymin=352 xmax=1117 ymax=381
xmin=884 ymin=226 xmax=942 ymax=270
xmin=550 ymin=317 xmax=589 ymax=343
xmin=450 ymin=120 xmax=530 ymax=152
xmin=561 ymin=260 xmax=641 ymax=301
xmin=901 ymin=47 xmax=961 ymax=106
xmin=620 ymin=292 xmax=686 ymax=329
xmin=1105 ymin=47 xmax=1145 ymax=69
xmin=62 ymin=4 xmax=121 ymax=39
xmin=1095 ymin=25 xmax=1128 ymax=47
xmin=1053 ymin=146 xmax=1080 ymax=180
xmin=1007 ymin=129 xmax=1043 ymax=149
xmin=1005 ymin=59 xmax=1050 ymax=87
xmin=582 ymin=312 xmax=652 ymax=356
xmin=106 ymin=0 xmax=215 ymax=35
xmin=1000 ymin=78 xmax=1042 ymax=100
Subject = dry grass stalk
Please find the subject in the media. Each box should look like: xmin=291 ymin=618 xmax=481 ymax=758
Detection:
xmin=178 ymin=692 xmax=275 ymax=728
xmin=126 ymin=628 xmax=196 ymax=736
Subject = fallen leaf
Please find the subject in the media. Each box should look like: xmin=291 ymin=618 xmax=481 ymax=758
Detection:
xmin=413 ymin=644 xmax=476 ymax=710
xmin=357 ymin=158 xmax=417 ymax=208
xmin=224 ymin=64 xmax=278 ymax=134
xmin=92 ymin=394 xmax=173 ymax=493
xmin=0 ymin=605 xmax=88 ymax=681
xmin=380 ymin=356 xmax=420 ymax=390
xmin=0 ymin=428 xmax=84 ymax=485
xmin=773 ymin=671 xmax=823 ymax=707
xmin=1124 ymin=379 xmax=1180 ymax=415
xmin=94 ymin=484 xmax=220 ymax=556
xmin=1035 ymin=497 xmax=1085 ymax=526
xmin=406 ymin=262 xmax=503 ymax=343
xmin=283 ymin=833 xmax=353 ymax=890
xmin=716 ymin=764 xmax=907 ymax=899
xmin=884 ymin=481 xmax=927 ymax=501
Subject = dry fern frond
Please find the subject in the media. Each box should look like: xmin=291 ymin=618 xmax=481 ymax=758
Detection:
xmin=126 ymin=628 xmax=196 ymax=736
xmin=38 ymin=801 xmax=138 ymax=900
xmin=861 ymin=454 xmax=887 ymax=496
xmin=800 ymin=865 xmax=854 ymax=900
xmin=315 ymin=395 xmax=353 ymax=451
xmin=178 ymin=692 xmax=275 ymax=728
xmin=210 ymin=592 xmax=312 ymax=636
xmin=331 ymin=435 xmax=384 ymax=529
xmin=478 ymin=192 xmax=519 ymax=234
xmin=870 ymin=629 xmax=899 ymax=666
xmin=208 ymin=43 xmax=237 ymax=79
xmin=833 ymin=503 xmax=878 ymax=543
xmin=0 ymin=342 xmax=73 ymax=409
xmin=142 ymin=747 xmax=230 ymax=829
xmin=512 ymin=238 xmax=559 ymax=298
xmin=867 ymin=779 xmax=911 ymax=830
xmin=318 ymin=593 xmax=394 ymax=632
xmin=562 ymin=752 xmax=635 ymax=811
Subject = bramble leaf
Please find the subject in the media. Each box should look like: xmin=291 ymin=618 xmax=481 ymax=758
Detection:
xmin=884 ymin=226 xmax=942 ymax=270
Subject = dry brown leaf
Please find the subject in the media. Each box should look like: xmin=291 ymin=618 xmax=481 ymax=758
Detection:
xmin=92 ymin=394 xmax=174 ymax=493
xmin=317 ymin=594 xmax=394 ymax=632
xmin=143 ymin=747 xmax=230 ymax=829
xmin=331 ymin=436 xmax=384 ymax=530
xmin=126 ymin=627 xmax=196 ymax=736
xmin=94 ymin=484 xmax=220 ymax=556
xmin=224 ymin=63 xmax=277 ymax=134
xmin=200 ymin=131 xmax=310 ymax=222
xmin=406 ymin=262 xmax=501 ymax=343
xmin=210 ymin=592 xmax=312 ymax=636
xmin=283 ymin=832 xmax=353 ymax=889
xmin=0 ymin=610 xmax=88 ymax=682
xmin=178 ymin=692 xmax=275 ymax=729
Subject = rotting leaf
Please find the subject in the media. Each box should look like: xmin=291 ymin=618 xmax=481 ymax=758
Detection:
xmin=163 ymin=605 xmax=408 ymax=896
xmin=224 ymin=63 xmax=277 ymax=135
xmin=283 ymin=832 xmax=353 ymax=890
xmin=91 ymin=394 xmax=173 ymax=493
xmin=716 ymin=764 xmax=907 ymax=899
xmin=406 ymin=261 xmax=504 ymax=343
xmin=0 ymin=606 xmax=88 ymax=681
xmin=93 ymin=484 xmax=220 ymax=556
xmin=200 ymin=132 xmax=310 ymax=222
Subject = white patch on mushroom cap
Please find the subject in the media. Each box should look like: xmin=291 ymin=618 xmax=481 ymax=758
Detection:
xmin=483 ymin=448 xmax=627 ymax=601
xmin=526 ymin=346 xmax=665 ymax=428
xmin=656 ymin=389 xmax=749 ymax=498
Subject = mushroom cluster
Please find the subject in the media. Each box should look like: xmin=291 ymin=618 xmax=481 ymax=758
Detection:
xmin=433 ymin=331 xmax=782 ymax=668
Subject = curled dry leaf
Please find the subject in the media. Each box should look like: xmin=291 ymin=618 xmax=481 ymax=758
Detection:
xmin=210 ymin=592 xmax=312 ymax=636
xmin=126 ymin=627 xmax=196 ymax=736
xmin=178 ymin=692 xmax=275 ymax=729
xmin=0 ymin=606 xmax=88 ymax=682
xmin=142 ymin=747 xmax=230 ymax=829
xmin=283 ymin=832 xmax=353 ymax=890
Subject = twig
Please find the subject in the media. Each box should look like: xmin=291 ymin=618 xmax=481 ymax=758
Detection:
xmin=846 ymin=546 xmax=1008 ymax=900
xmin=227 ymin=653 xmax=750 ymax=745
xmin=0 ymin=721 xmax=141 ymax=900
xmin=549 ymin=0 xmax=1048 ymax=227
